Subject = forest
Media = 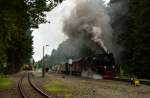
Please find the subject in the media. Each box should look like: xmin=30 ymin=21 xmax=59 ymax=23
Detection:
xmin=0 ymin=0 xmax=150 ymax=78
xmin=0 ymin=0 xmax=61 ymax=74
xmin=110 ymin=0 xmax=150 ymax=78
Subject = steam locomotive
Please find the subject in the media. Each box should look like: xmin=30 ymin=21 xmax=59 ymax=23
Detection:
xmin=52 ymin=53 xmax=116 ymax=79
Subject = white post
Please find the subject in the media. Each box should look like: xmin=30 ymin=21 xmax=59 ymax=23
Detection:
xmin=68 ymin=59 xmax=72 ymax=75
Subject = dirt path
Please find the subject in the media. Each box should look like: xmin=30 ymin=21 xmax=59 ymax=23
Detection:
xmin=32 ymin=71 xmax=150 ymax=98
xmin=2 ymin=71 xmax=148 ymax=98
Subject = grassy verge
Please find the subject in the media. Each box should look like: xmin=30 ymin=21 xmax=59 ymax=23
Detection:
xmin=44 ymin=80 xmax=73 ymax=98
xmin=0 ymin=76 xmax=12 ymax=89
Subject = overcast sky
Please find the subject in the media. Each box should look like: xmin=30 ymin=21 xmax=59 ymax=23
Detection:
xmin=32 ymin=0 xmax=110 ymax=61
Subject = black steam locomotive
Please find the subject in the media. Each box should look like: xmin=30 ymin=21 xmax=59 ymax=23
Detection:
xmin=52 ymin=53 xmax=116 ymax=79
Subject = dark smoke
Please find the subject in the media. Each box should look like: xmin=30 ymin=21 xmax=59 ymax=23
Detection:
xmin=108 ymin=0 xmax=129 ymax=63
xmin=49 ymin=38 xmax=102 ymax=65
xmin=63 ymin=0 xmax=116 ymax=54
xmin=49 ymin=0 xmax=119 ymax=64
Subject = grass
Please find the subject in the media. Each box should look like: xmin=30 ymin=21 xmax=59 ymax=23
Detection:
xmin=0 ymin=76 xmax=12 ymax=89
xmin=44 ymin=80 xmax=73 ymax=98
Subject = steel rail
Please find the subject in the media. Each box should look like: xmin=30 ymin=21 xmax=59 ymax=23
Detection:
xmin=18 ymin=75 xmax=27 ymax=98
xmin=18 ymin=72 xmax=52 ymax=98
xmin=28 ymin=72 xmax=52 ymax=98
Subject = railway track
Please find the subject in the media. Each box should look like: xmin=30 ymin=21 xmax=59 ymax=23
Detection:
xmin=18 ymin=72 xmax=51 ymax=98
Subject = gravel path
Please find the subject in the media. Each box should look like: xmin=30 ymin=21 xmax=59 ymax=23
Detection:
xmin=1 ymin=71 xmax=149 ymax=98
xmin=21 ymin=74 xmax=45 ymax=98
xmin=32 ymin=71 xmax=150 ymax=98
xmin=31 ymin=72 xmax=60 ymax=98
xmin=0 ymin=71 xmax=49 ymax=98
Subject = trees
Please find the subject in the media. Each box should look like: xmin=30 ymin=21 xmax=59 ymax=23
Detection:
xmin=0 ymin=0 xmax=63 ymax=74
xmin=127 ymin=0 xmax=150 ymax=78
xmin=110 ymin=0 xmax=150 ymax=78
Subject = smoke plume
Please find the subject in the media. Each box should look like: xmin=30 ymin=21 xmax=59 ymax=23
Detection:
xmin=48 ymin=0 xmax=119 ymax=65
xmin=63 ymin=0 xmax=115 ymax=54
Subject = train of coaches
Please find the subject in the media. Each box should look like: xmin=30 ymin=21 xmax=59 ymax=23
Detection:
xmin=24 ymin=53 xmax=117 ymax=79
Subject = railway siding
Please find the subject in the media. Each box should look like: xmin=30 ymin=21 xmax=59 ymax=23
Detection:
xmin=28 ymin=73 xmax=51 ymax=98
xmin=18 ymin=72 xmax=52 ymax=98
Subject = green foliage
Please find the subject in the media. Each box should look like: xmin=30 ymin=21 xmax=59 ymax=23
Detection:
xmin=0 ymin=0 xmax=61 ymax=74
xmin=110 ymin=0 xmax=150 ymax=78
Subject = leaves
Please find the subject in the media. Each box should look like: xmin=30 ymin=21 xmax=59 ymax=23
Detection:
xmin=0 ymin=0 xmax=60 ymax=74
xmin=110 ymin=0 xmax=150 ymax=78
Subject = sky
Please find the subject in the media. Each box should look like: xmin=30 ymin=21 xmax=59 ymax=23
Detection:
xmin=32 ymin=0 xmax=110 ymax=61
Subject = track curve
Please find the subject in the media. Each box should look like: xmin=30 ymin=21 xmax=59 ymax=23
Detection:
xmin=18 ymin=72 xmax=52 ymax=98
